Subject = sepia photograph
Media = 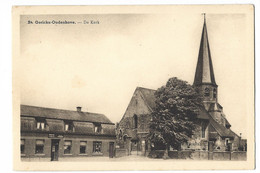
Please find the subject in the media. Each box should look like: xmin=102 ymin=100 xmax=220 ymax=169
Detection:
xmin=12 ymin=5 xmax=254 ymax=170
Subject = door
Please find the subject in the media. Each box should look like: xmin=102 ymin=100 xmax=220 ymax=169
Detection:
xmin=131 ymin=141 xmax=138 ymax=155
xmin=109 ymin=142 xmax=114 ymax=158
xmin=51 ymin=139 xmax=59 ymax=161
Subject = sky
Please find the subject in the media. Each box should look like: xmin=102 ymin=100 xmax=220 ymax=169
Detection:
xmin=19 ymin=12 xmax=252 ymax=138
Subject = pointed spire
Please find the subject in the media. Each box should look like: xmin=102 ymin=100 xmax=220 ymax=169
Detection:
xmin=193 ymin=14 xmax=217 ymax=86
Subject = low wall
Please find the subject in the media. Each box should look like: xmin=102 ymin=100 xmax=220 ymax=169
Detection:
xmin=149 ymin=150 xmax=247 ymax=161
xmin=115 ymin=149 xmax=128 ymax=158
xmin=231 ymin=151 xmax=247 ymax=161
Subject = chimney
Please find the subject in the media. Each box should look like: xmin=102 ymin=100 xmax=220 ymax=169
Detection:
xmin=77 ymin=106 xmax=82 ymax=112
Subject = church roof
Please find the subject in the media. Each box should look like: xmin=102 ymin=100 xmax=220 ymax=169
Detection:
xmin=131 ymin=87 xmax=237 ymax=138
xmin=193 ymin=17 xmax=217 ymax=86
xmin=21 ymin=104 xmax=114 ymax=124
xmin=136 ymin=87 xmax=209 ymax=120
xmin=137 ymin=87 xmax=156 ymax=110
xmin=209 ymin=115 xmax=237 ymax=138
xmin=208 ymin=103 xmax=222 ymax=112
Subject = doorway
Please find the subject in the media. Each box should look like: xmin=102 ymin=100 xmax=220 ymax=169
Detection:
xmin=51 ymin=139 xmax=59 ymax=161
xmin=109 ymin=142 xmax=114 ymax=158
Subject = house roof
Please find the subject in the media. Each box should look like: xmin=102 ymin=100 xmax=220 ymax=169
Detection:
xmin=20 ymin=105 xmax=114 ymax=124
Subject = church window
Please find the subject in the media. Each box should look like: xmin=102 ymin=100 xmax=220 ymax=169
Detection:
xmin=119 ymin=129 xmax=122 ymax=140
xmin=204 ymin=87 xmax=210 ymax=97
xmin=201 ymin=121 xmax=207 ymax=138
xmin=133 ymin=114 xmax=138 ymax=129
xmin=213 ymin=88 xmax=217 ymax=98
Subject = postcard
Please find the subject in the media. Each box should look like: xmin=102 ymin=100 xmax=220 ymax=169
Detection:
xmin=13 ymin=5 xmax=254 ymax=170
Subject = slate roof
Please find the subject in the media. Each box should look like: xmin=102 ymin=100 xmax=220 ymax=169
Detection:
xmin=193 ymin=19 xmax=217 ymax=86
xmin=21 ymin=105 xmax=114 ymax=124
xmin=137 ymin=87 xmax=156 ymax=110
xmin=208 ymin=103 xmax=222 ymax=112
xmin=197 ymin=106 xmax=210 ymax=120
xmin=208 ymin=115 xmax=237 ymax=138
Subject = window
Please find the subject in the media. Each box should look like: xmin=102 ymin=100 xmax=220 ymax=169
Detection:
xmin=213 ymin=88 xmax=217 ymax=98
xmin=64 ymin=121 xmax=74 ymax=132
xmin=21 ymin=139 xmax=25 ymax=154
xmin=201 ymin=121 xmax=207 ymax=138
xmin=93 ymin=141 xmax=102 ymax=153
xmin=35 ymin=139 xmax=44 ymax=154
xmin=94 ymin=123 xmax=102 ymax=133
xmin=80 ymin=141 xmax=87 ymax=154
xmin=64 ymin=140 xmax=72 ymax=154
xmin=204 ymin=88 xmax=210 ymax=97
xmin=36 ymin=118 xmax=46 ymax=130
xmin=133 ymin=114 xmax=138 ymax=129
xmin=119 ymin=129 xmax=122 ymax=140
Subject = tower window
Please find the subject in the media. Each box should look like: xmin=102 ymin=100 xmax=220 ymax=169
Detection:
xmin=213 ymin=88 xmax=217 ymax=98
xmin=204 ymin=87 xmax=210 ymax=97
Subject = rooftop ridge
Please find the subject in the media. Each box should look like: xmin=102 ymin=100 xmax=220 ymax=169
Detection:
xmin=20 ymin=104 xmax=105 ymax=116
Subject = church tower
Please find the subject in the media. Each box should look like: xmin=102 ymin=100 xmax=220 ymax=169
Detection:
xmin=193 ymin=15 xmax=230 ymax=127
xmin=193 ymin=14 xmax=218 ymax=110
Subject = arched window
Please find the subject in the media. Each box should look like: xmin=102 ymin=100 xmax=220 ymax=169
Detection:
xmin=213 ymin=88 xmax=217 ymax=98
xmin=201 ymin=121 xmax=207 ymax=138
xmin=204 ymin=87 xmax=210 ymax=97
xmin=119 ymin=129 xmax=122 ymax=140
xmin=133 ymin=114 xmax=138 ymax=129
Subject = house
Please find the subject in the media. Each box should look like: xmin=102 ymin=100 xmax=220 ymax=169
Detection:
xmin=20 ymin=105 xmax=116 ymax=161
xmin=116 ymin=17 xmax=243 ymax=156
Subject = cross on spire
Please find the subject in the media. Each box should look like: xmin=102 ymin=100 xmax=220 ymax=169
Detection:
xmin=202 ymin=13 xmax=206 ymax=23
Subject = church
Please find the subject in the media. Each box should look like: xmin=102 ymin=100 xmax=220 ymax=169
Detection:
xmin=116 ymin=17 xmax=243 ymax=157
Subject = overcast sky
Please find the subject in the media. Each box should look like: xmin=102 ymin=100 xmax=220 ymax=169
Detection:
xmin=19 ymin=12 xmax=250 ymax=138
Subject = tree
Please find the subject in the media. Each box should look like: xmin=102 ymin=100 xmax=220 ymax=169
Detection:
xmin=149 ymin=77 xmax=203 ymax=158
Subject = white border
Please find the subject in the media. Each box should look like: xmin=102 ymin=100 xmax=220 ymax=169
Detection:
xmin=0 ymin=0 xmax=259 ymax=173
